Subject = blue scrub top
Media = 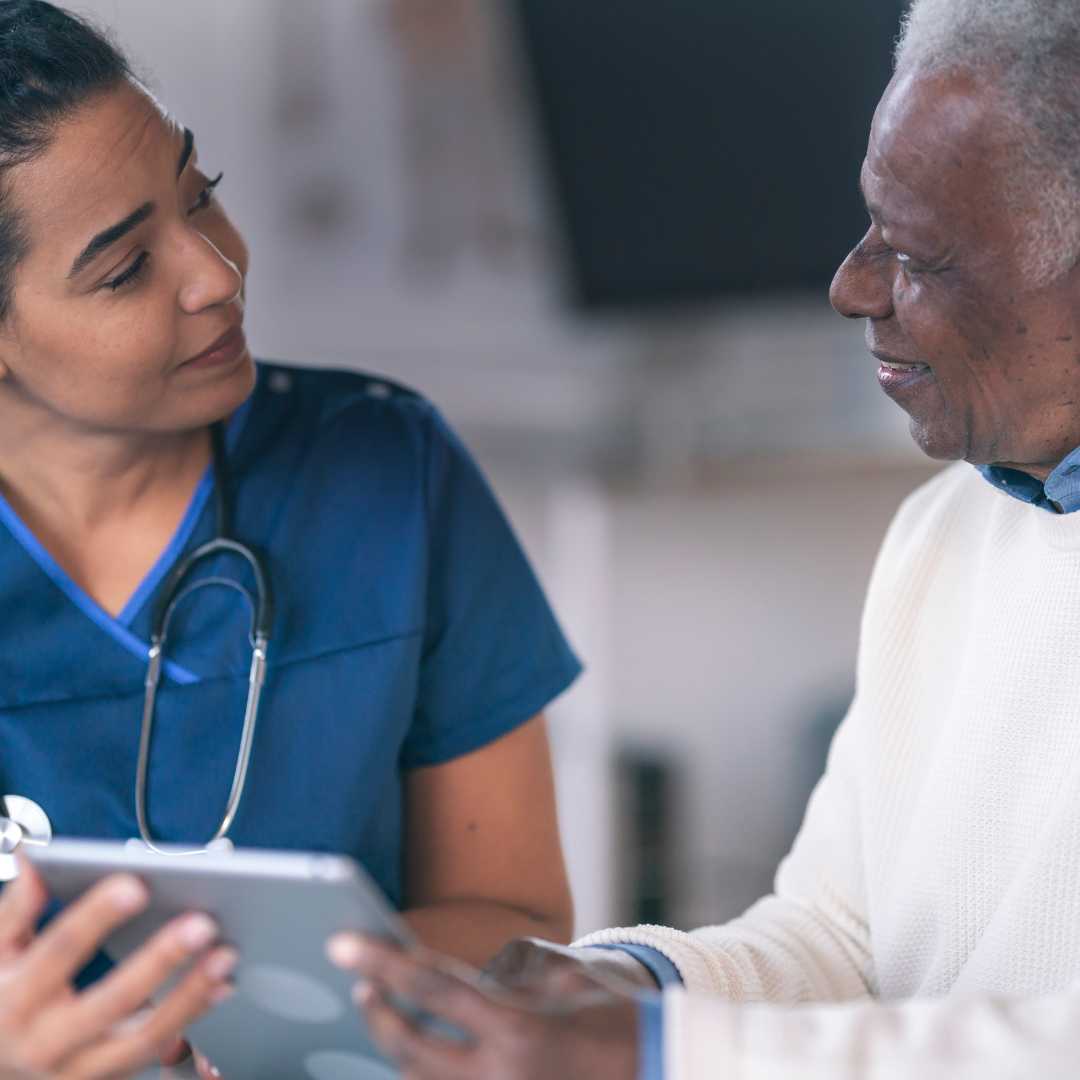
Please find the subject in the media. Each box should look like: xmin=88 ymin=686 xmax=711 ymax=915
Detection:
xmin=0 ymin=364 xmax=580 ymax=907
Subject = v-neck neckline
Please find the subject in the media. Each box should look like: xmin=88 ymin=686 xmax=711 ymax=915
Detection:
xmin=0 ymin=393 xmax=254 ymax=683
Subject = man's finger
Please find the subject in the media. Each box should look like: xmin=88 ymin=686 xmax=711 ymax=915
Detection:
xmin=14 ymin=875 xmax=149 ymax=1008
xmin=328 ymin=935 xmax=499 ymax=1034
xmin=361 ymin=982 xmax=475 ymax=1080
xmin=0 ymin=859 xmax=50 ymax=962
xmin=55 ymin=946 xmax=236 ymax=1080
xmin=43 ymin=912 xmax=221 ymax=1058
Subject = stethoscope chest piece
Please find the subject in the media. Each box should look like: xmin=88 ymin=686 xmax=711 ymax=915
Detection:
xmin=0 ymin=796 xmax=52 ymax=881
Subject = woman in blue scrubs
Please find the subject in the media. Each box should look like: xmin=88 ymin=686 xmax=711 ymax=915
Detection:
xmin=0 ymin=0 xmax=578 ymax=1022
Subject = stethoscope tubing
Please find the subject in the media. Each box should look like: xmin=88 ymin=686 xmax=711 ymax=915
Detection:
xmin=137 ymin=421 xmax=275 ymax=853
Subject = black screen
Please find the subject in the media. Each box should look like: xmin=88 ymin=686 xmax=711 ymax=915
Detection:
xmin=514 ymin=0 xmax=905 ymax=307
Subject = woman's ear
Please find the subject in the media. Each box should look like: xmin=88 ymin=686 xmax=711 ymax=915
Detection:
xmin=0 ymin=321 xmax=20 ymax=377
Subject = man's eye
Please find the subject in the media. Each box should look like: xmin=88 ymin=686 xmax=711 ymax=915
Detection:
xmin=895 ymin=251 xmax=911 ymax=263
xmin=190 ymin=171 xmax=224 ymax=213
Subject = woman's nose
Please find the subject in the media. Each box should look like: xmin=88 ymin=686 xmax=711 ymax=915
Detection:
xmin=177 ymin=231 xmax=243 ymax=315
xmin=830 ymin=232 xmax=893 ymax=322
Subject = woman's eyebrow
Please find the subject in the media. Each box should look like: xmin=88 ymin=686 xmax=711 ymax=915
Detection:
xmin=177 ymin=127 xmax=194 ymax=178
xmin=68 ymin=201 xmax=156 ymax=277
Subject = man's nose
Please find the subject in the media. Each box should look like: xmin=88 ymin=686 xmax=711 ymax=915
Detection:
xmin=830 ymin=234 xmax=893 ymax=321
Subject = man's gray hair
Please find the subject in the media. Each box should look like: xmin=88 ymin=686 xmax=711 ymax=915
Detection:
xmin=896 ymin=0 xmax=1080 ymax=285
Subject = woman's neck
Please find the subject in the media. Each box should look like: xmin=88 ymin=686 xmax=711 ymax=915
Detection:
xmin=0 ymin=391 xmax=213 ymax=616
xmin=0 ymin=403 xmax=210 ymax=525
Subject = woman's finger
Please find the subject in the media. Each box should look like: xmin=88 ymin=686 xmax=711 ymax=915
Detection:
xmin=55 ymin=947 xmax=237 ymax=1080
xmin=193 ymin=1049 xmax=222 ymax=1079
xmin=157 ymin=1035 xmax=191 ymax=1068
xmin=14 ymin=876 xmax=149 ymax=1008
xmin=360 ymin=982 xmax=475 ymax=1080
xmin=40 ymin=912 xmax=221 ymax=1058
xmin=139 ymin=947 xmax=237 ymax=1045
xmin=328 ymin=935 xmax=503 ymax=1035
xmin=0 ymin=859 xmax=50 ymax=963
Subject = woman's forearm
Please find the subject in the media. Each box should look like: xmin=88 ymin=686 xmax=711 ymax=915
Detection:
xmin=402 ymin=899 xmax=573 ymax=968
xmin=402 ymin=716 xmax=575 ymax=968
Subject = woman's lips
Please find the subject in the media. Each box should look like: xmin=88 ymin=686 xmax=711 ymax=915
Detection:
xmin=182 ymin=323 xmax=246 ymax=370
xmin=876 ymin=356 xmax=932 ymax=393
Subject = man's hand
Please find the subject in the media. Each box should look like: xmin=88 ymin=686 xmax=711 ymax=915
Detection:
xmin=327 ymin=933 xmax=639 ymax=1080
xmin=0 ymin=857 xmax=236 ymax=1079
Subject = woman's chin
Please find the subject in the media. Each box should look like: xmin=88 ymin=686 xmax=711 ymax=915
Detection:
xmin=180 ymin=351 xmax=258 ymax=429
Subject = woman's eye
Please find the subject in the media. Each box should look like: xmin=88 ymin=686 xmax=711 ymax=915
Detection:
xmin=105 ymin=250 xmax=149 ymax=292
xmin=190 ymin=171 xmax=224 ymax=213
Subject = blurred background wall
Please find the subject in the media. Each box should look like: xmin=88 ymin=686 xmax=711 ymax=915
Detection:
xmin=66 ymin=0 xmax=937 ymax=936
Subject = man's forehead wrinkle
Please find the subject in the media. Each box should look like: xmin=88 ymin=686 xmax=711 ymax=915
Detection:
xmin=866 ymin=78 xmax=1009 ymax=254
xmin=875 ymin=71 xmax=999 ymax=177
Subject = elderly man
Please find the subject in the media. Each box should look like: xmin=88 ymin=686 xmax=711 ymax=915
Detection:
xmin=326 ymin=0 xmax=1080 ymax=1076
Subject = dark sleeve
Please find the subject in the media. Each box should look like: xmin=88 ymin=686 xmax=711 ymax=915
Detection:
xmin=400 ymin=407 xmax=581 ymax=768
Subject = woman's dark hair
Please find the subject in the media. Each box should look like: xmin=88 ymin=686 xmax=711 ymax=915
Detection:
xmin=0 ymin=0 xmax=131 ymax=319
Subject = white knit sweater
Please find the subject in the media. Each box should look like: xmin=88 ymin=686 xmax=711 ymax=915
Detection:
xmin=578 ymin=462 xmax=1080 ymax=1078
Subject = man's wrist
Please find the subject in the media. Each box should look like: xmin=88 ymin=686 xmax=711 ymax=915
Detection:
xmin=588 ymin=944 xmax=684 ymax=990
xmin=574 ymin=945 xmax=664 ymax=990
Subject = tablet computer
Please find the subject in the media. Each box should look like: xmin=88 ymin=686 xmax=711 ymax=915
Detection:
xmin=28 ymin=838 xmax=408 ymax=1080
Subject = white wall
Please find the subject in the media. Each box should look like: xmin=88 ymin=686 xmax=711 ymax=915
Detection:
xmin=606 ymin=463 xmax=942 ymax=927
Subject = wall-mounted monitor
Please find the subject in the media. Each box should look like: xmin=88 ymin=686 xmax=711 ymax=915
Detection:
xmin=514 ymin=0 xmax=905 ymax=308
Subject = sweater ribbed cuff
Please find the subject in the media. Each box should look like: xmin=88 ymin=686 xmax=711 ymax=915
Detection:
xmin=573 ymin=925 xmax=720 ymax=996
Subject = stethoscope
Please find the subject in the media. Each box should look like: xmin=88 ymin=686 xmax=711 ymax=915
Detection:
xmin=0 ymin=421 xmax=275 ymax=878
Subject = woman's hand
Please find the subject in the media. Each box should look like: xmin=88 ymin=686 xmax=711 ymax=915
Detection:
xmin=0 ymin=857 xmax=236 ymax=1080
xmin=158 ymin=1043 xmax=222 ymax=1080
xmin=483 ymin=938 xmax=659 ymax=997
xmin=327 ymin=933 xmax=639 ymax=1080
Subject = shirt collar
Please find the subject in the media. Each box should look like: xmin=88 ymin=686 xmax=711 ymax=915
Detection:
xmin=977 ymin=443 xmax=1080 ymax=513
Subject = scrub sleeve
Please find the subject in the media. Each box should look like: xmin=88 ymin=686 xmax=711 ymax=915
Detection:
xmin=401 ymin=404 xmax=580 ymax=767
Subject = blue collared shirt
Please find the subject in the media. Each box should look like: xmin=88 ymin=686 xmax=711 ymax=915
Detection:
xmin=978 ymin=443 xmax=1080 ymax=512
xmin=638 ymin=995 xmax=664 ymax=1080
xmin=591 ymin=945 xmax=683 ymax=1080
